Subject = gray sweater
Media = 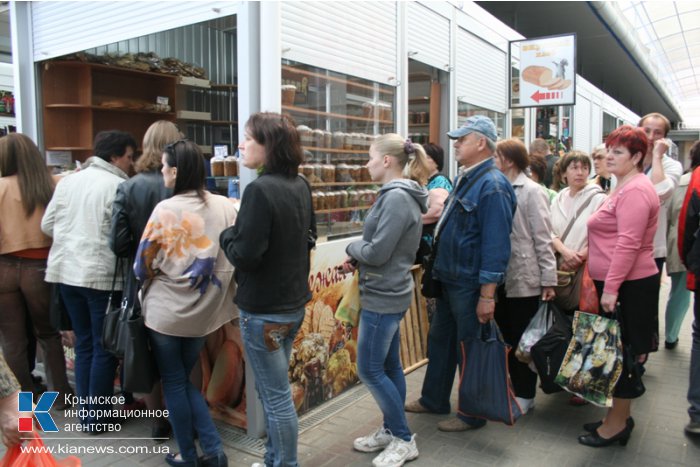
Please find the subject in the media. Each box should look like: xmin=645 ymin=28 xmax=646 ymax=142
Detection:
xmin=346 ymin=179 xmax=428 ymax=314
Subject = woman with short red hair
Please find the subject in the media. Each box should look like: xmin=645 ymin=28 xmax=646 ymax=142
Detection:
xmin=582 ymin=125 xmax=660 ymax=447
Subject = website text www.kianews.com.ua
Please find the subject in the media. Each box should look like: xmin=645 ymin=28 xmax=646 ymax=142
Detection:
xmin=20 ymin=443 xmax=171 ymax=456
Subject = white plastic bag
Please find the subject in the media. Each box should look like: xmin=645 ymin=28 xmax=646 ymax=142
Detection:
xmin=515 ymin=302 xmax=553 ymax=364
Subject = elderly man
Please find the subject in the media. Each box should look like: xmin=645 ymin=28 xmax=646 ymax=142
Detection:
xmin=405 ymin=116 xmax=516 ymax=432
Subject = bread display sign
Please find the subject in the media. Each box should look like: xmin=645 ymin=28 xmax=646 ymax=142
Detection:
xmin=510 ymin=34 xmax=576 ymax=108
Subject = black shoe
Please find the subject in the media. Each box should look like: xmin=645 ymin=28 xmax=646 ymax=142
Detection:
xmin=199 ymin=451 xmax=228 ymax=467
xmin=665 ymin=339 xmax=679 ymax=349
xmin=578 ymin=423 xmax=633 ymax=447
xmin=151 ymin=418 xmax=172 ymax=443
xmin=583 ymin=417 xmax=634 ymax=433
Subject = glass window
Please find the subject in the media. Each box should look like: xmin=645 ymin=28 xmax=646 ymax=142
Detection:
xmin=536 ymin=105 xmax=572 ymax=156
xmin=457 ymin=102 xmax=505 ymax=138
xmin=603 ymin=112 xmax=617 ymax=141
xmin=511 ymin=108 xmax=525 ymax=141
xmin=282 ymin=60 xmax=396 ymax=241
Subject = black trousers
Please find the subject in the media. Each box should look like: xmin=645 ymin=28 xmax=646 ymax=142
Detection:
xmin=495 ymin=288 xmax=540 ymax=399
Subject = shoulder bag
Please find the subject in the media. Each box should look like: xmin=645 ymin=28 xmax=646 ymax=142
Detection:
xmin=101 ymin=259 xmax=131 ymax=358
xmin=553 ymin=191 xmax=599 ymax=311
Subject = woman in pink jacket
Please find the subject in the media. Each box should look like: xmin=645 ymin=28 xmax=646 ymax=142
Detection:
xmin=582 ymin=125 xmax=660 ymax=447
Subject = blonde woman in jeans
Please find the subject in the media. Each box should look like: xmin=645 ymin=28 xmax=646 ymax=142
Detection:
xmin=339 ymin=134 xmax=429 ymax=467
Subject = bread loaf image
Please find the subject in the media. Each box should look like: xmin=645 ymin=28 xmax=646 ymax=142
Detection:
xmin=522 ymin=66 xmax=562 ymax=88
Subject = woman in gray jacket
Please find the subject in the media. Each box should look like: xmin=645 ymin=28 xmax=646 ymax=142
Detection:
xmin=494 ymin=138 xmax=557 ymax=415
xmin=339 ymin=134 xmax=429 ymax=467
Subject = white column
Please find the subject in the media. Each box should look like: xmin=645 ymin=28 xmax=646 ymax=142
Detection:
xmin=10 ymin=1 xmax=38 ymax=142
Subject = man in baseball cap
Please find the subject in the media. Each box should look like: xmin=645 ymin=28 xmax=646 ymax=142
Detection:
xmin=405 ymin=115 xmax=517 ymax=432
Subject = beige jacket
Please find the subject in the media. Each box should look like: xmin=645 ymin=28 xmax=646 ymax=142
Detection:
xmin=504 ymin=173 xmax=557 ymax=297
xmin=666 ymin=172 xmax=690 ymax=274
xmin=42 ymin=157 xmax=128 ymax=290
xmin=551 ymin=183 xmax=607 ymax=252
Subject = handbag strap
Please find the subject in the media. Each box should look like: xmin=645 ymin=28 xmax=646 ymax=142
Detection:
xmin=559 ymin=189 xmax=600 ymax=243
xmin=109 ymin=258 xmax=122 ymax=296
xmin=433 ymin=165 xmax=498 ymax=253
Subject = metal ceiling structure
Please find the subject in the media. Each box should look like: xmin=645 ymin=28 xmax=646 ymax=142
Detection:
xmin=477 ymin=1 xmax=695 ymax=128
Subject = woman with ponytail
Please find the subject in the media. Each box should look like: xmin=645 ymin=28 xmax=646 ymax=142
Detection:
xmin=338 ymin=134 xmax=429 ymax=467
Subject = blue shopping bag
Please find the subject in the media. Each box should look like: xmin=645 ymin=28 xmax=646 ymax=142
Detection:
xmin=457 ymin=321 xmax=523 ymax=425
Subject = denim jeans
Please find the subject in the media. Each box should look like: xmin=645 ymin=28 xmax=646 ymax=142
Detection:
xmin=149 ymin=330 xmax=222 ymax=462
xmin=240 ymin=308 xmax=304 ymax=467
xmin=665 ymin=271 xmax=691 ymax=343
xmin=419 ymin=282 xmax=485 ymax=427
xmin=59 ymin=284 xmax=117 ymax=428
xmin=0 ymin=256 xmax=71 ymax=395
xmin=357 ymin=309 xmax=411 ymax=440
xmin=689 ymin=291 xmax=700 ymax=423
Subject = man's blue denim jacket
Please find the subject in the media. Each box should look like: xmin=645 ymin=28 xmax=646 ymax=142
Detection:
xmin=433 ymin=158 xmax=516 ymax=287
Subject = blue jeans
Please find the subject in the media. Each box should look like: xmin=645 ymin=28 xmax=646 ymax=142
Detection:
xmin=149 ymin=330 xmax=222 ymax=462
xmin=240 ymin=308 xmax=305 ymax=467
xmin=665 ymin=271 xmax=691 ymax=343
xmin=689 ymin=291 xmax=700 ymax=423
xmin=357 ymin=309 xmax=411 ymax=440
xmin=59 ymin=284 xmax=117 ymax=428
xmin=419 ymin=283 xmax=485 ymax=427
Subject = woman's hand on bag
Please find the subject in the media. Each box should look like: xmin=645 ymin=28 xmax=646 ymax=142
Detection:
xmin=541 ymin=287 xmax=556 ymax=301
xmin=0 ymin=390 xmax=21 ymax=447
xmin=600 ymin=292 xmax=618 ymax=313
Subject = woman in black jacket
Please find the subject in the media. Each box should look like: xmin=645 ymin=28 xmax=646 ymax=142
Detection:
xmin=109 ymin=120 xmax=181 ymax=439
xmin=220 ymin=112 xmax=315 ymax=467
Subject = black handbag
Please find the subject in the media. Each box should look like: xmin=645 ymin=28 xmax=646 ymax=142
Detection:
xmin=101 ymin=260 xmax=130 ymax=358
xmin=122 ymin=303 xmax=158 ymax=393
xmin=531 ymin=304 xmax=573 ymax=394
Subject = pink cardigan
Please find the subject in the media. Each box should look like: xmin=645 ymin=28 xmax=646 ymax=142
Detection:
xmin=587 ymin=173 xmax=659 ymax=295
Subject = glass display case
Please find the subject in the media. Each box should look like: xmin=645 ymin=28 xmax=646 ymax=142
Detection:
xmin=457 ymin=102 xmax=505 ymax=138
xmin=281 ymin=60 xmax=396 ymax=240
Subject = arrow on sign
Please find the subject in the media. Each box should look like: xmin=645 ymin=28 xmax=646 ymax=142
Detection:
xmin=531 ymin=90 xmax=545 ymax=103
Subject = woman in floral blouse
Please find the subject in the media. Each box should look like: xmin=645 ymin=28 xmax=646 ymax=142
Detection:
xmin=135 ymin=140 xmax=236 ymax=467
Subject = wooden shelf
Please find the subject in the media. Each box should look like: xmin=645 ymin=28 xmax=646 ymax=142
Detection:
xmin=311 ymin=182 xmax=376 ymax=187
xmin=283 ymin=105 xmax=392 ymax=124
xmin=316 ymin=206 xmax=373 ymax=214
xmin=45 ymin=60 xmax=182 ymax=81
xmin=46 ymin=105 xmax=176 ymax=117
xmin=211 ymin=83 xmax=238 ymax=90
xmin=282 ymin=65 xmax=393 ymax=96
xmin=408 ymin=123 xmax=430 ymax=128
xmin=408 ymin=97 xmax=430 ymax=104
xmin=303 ymin=146 xmax=369 ymax=154
xmin=0 ymin=112 xmax=16 ymax=117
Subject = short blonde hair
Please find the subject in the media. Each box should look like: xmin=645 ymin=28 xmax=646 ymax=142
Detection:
xmin=135 ymin=120 xmax=182 ymax=173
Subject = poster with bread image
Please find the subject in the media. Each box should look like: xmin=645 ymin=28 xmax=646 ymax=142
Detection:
xmin=289 ymin=237 xmax=360 ymax=415
xmin=511 ymin=33 xmax=576 ymax=108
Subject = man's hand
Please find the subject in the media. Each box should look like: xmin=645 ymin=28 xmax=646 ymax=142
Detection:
xmin=653 ymin=138 xmax=670 ymax=160
xmin=337 ymin=256 xmax=357 ymax=275
xmin=476 ymin=298 xmax=495 ymax=324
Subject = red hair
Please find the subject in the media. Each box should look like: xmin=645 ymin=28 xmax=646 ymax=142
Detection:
xmin=605 ymin=125 xmax=648 ymax=169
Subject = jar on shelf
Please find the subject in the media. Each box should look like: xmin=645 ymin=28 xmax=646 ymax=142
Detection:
xmin=362 ymin=102 xmax=374 ymax=119
xmin=322 ymin=164 xmax=336 ymax=183
xmin=312 ymin=163 xmax=324 ymax=183
xmin=338 ymin=191 xmax=349 ymax=208
xmin=349 ymin=165 xmax=361 ymax=182
xmin=316 ymin=192 xmax=327 ymax=210
xmin=323 ymin=131 xmax=332 ymax=149
xmin=281 ymin=84 xmax=296 ymax=105
xmin=300 ymin=163 xmax=314 ymax=180
xmin=210 ymin=158 xmax=224 ymax=177
xmin=312 ymin=191 xmax=320 ymax=211
xmin=336 ymin=163 xmax=352 ymax=182
xmin=332 ymin=131 xmax=345 ymax=149
xmin=312 ymin=129 xmax=324 ymax=147
xmin=298 ymin=125 xmax=313 ymax=145
xmin=224 ymin=156 xmax=238 ymax=177
xmin=348 ymin=190 xmax=360 ymax=208
xmin=361 ymin=166 xmax=371 ymax=182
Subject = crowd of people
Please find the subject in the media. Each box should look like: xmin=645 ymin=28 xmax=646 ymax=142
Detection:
xmin=0 ymin=110 xmax=698 ymax=467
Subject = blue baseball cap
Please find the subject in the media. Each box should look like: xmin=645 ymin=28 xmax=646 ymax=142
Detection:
xmin=447 ymin=115 xmax=498 ymax=142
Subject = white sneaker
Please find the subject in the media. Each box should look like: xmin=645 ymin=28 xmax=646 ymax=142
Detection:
xmin=516 ymin=397 xmax=535 ymax=414
xmin=353 ymin=427 xmax=393 ymax=452
xmin=251 ymin=463 xmax=265 ymax=467
xmin=372 ymin=435 xmax=419 ymax=467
